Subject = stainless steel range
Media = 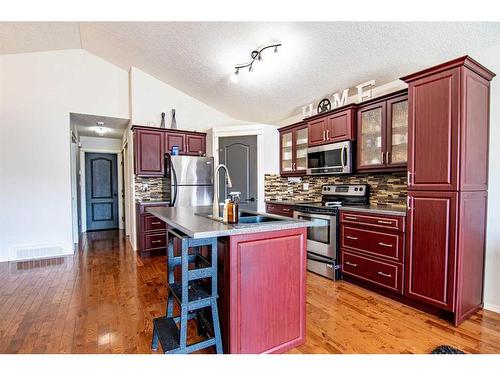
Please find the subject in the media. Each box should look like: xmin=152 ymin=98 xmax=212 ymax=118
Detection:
xmin=294 ymin=184 xmax=369 ymax=279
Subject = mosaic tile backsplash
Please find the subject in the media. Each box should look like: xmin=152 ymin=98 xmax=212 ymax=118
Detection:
xmin=265 ymin=172 xmax=408 ymax=209
xmin=134 ymin=176 xmax=171 ymax=202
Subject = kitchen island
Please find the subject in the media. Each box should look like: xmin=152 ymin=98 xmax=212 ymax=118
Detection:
xmin=147 ymin=206 xmax=309 ymax=354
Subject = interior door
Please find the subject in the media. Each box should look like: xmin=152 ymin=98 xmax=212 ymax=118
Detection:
xmin=218 ymin=135 xmax=258 ymax=211
xmin=85 ymin=153 xmax=119 ymax=231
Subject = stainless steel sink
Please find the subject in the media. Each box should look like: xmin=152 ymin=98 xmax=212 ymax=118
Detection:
xmin=237 ymin=215 xmax=282 ymax=224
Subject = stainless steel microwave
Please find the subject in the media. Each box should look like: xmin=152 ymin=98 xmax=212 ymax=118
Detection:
xmin=307 ymin=140 xmax=353 ymax=175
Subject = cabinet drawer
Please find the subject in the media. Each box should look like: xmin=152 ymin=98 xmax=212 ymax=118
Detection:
xmin=265 ymin=203 xmax=294 ymax=218
xmin=340 ymin=211 xmax=404 ymax=232
xmin=143 ymin=214 xmax=166 ymax=231
xmin=342 ymin=251 xmax=403 ymax=294
xmin=144 ymin=232 xmax=167 ymax=250
xmin=341 ymin=226 xmax=403 ymax=262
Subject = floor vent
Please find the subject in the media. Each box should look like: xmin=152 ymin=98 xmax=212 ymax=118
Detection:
xmin=9 ymin=243 xmax=67 ymax=262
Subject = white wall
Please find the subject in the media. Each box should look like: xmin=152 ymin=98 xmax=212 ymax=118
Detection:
xmin=130 ymin=67 xmax=240 ymax=131
xmin=79 ymin=135 xmax=123 ymax=150
xmin=0 ymin=49 xmax=129 ymax=261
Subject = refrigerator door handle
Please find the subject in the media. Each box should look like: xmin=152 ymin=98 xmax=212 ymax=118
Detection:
xmin=171 ymin=163 xmax=178 ymax=206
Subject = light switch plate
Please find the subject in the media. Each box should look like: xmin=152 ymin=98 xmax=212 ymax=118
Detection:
xmin=303 ymin=182 xmax=309 ymax=191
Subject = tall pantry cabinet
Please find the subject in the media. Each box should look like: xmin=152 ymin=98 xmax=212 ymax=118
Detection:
xmin=401 ymin=56 xmax=495 ymax=325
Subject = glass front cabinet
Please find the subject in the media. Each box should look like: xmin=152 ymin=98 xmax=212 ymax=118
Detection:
xmin=279 ymin=122 xmax=308 ymax=176
xmin=357 ymin=91 xmax=408 ymax=172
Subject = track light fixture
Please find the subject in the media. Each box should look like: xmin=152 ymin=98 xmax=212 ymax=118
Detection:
xmin=232 ymin=41 xmax=281 ymax=80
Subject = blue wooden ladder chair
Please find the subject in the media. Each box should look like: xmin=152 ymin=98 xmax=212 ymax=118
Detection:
xmin=151 ymin=228 xmax=223 ymax=354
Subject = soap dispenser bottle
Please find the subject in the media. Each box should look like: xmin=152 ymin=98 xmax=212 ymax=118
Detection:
xmin=227 ymin=192 xmax=240 ymax=224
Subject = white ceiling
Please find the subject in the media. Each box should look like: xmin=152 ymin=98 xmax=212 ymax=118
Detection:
xmin=2 ymin=22 xmax=500 ymax=124
xmin=70 ymin=113 xmax=130 ymax=139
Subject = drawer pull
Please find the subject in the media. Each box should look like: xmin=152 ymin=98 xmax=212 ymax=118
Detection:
xmin=377 ymin=271 xmax=392 ymax=278
xmin=152 ymin=221 xmax=162 ymax=225
xmin=378 ymin=242 xmax=393 ymax=248
xmin=282 ymin=208 xmax=291 ymax=212
xmin=346 ymin=235 xmax=358 ymax=240
xmin=377 ymin=220 xmax=393 ymax=225
xmin=345 ymin=261 xmax=357 ymax=267
xmin=151 ymin=240 xmax=162 ymax=244
xmin=345 ymin=216 xmax=357 ymax=220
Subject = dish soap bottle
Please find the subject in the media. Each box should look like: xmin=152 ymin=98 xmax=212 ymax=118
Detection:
xmin=227 ymin=192 xmax=240 ymax=224
xmin=222 ymin=198 xmax=230 ymax=223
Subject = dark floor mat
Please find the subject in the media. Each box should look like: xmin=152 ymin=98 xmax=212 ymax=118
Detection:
xmin=431 ymin=345 xmax=465 ymax=354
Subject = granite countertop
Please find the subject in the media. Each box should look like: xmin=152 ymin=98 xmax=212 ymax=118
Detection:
xmin=338 ymin=205 xmax=407 ymax=217
xmin=265 ymin=199 xmax=319 ymax=206
xmin=147 ymin=205 xmax=311 ymax=239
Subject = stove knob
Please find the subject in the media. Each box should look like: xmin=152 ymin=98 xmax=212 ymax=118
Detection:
xmin=354 ymin=187 xmax=358 ymax=191
xmin=359 ymin=187 xmax=363 ymax=191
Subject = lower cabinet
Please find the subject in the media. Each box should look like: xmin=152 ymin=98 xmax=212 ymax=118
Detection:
xmin=136 ymin=202 xmax=168 ymax=256
xmin=340 ymin=210 xmax=405 ymax=295
xmin=265 ymin=203 xmax=294 ymax=218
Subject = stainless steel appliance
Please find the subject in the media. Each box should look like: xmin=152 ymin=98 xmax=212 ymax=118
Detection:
xmin=307 ymin=140 xmax=353 ymax=175
xmin=294 ymin=184 xmax=369 ymax=279
xmin=164 ymin=155 xmax=214 ymax=207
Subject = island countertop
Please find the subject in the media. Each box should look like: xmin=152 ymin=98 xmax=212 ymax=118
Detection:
xmin=146 ymin=205 xmax=311 ymax=239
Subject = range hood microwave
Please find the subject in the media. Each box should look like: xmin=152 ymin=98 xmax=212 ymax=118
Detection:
xmin=307 ymin=140 xmax=354 ymax=175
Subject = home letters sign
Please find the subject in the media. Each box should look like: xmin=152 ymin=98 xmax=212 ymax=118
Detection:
xmin=302 ymin=80 xmax=376 ymax=118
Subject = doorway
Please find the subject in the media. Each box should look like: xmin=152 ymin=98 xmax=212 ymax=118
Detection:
xmin=84 ymin=152 xmax=119 ymax=231
xmin=218 ymin=135 xmax=258 ymax=211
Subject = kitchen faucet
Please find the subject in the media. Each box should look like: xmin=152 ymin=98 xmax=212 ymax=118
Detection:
xmin=212 ymin=164 xmax=233 ymax=219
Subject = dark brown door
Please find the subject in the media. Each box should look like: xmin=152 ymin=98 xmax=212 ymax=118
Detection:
xmin=165 ymin=132 xmax=185 ymax=154
xmin=307 ymin=118 xmax=327 ymax=147
xmin=408 ymin=68 xmax=460 ymax=191
xmin=185 ymin=133 xmax=206 ymax=156
xmin=134 ymin=129 xmax=164 ymax=176
xmin=405 ymin=191 xmax=457 ymax=311
xmin=357 ymin=101 xmax=386 ymax=171
xmin=85 ymin=153 xmax=119 ymax=231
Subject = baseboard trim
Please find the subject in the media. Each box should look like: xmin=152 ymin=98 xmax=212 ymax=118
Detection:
xmin=484 ymin=303 xmax=500 ymax=314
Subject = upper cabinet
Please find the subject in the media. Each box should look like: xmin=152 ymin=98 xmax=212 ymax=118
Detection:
xmin=356 ymin=91 xmax=408 ymax=172
xmin=279 ymin=122 xmax=308 ymax=176
xmin=134 ymin=128 xmax=165 ymax=177
xmin=133 ymin=126 xmax=207 ymax=177
xmin=402 ymin=56 xmax=495 ymax=191
xmin=307 ymin=106 xmax=356 ymax=147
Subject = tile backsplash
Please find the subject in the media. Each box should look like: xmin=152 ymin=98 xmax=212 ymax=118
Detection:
xmin=265 ymin=172 xmax=407 ymax=209
xmin=134 ymin=176 xmax=170 ymax=202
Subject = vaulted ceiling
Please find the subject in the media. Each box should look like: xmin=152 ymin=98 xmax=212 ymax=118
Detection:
xmin=1 ymin=22 xmax=500 ymax=124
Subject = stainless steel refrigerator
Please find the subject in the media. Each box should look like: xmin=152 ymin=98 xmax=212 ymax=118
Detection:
xmin=164 ymin=155 xmax=214 ymax=207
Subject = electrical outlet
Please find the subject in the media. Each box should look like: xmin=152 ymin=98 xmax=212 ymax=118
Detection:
xmin=141 ymin=183 xmax=149 ymax=192
xmin=303 ymin=182 xmax=309 ymax=191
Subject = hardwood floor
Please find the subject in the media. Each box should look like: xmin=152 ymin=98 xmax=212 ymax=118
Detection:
xmin=0 ymin=229 xmax=499 ymax=354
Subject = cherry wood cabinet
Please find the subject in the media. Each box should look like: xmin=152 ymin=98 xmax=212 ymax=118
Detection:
xmin=136 ymin=202 xmax=168 ymax=256
xmin=133 ymin=128 xmax=165 ymax=177
xmin=279 ymin=122 xmax=308 ymax=176
xmin=265 ymin=202 xmax=294 ymax=217
xmin=306 ymin=105 xmax=356 ymax=147
xmin=133 ymin=126 xmax=207 ymax=176
xmin=402 ymin=56 xmax=495 ymax=325
xmin=356 ymin=90 xmax=408 ymax=172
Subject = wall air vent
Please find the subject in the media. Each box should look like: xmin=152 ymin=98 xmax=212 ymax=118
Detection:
xmin=8 ymin=242 xmax=69 ymax=262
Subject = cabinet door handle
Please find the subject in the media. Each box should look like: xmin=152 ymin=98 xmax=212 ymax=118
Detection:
xmin=346 ymin=235 xmax=358 ymax=240
xmin=377 ymin=271 xmax=392 ymax=278
xmin=346 ymin=261 xmax=357 ymax=267
xmin=381 ymin=152 xmax=385 ymax=164
xmin=152 ymin=240 xmax=162 ymax=244
xmin=322 ymin=130 xmax=326 ymax=141
xmin=152 ymin=221 xmax=162 ymax=225
xmin=408 ymin=171 xmax=412 ymax=186
xmin=377 ymin=220 xmax=392 ymax=225
xmin=386 ymin=151 xmax=390 ymax=164
xmin=345 ymin=216 xmax=357 ymax=220
xmin=326 ymin=129 xmax=330 ymax=139
xmin=407 ymin=196 xmax=411 ymax=211
xmin=378 ymin=242 xmax=393 ymax=248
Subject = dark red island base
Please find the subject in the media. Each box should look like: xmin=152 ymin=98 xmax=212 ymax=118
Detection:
xmin=216 ymin=228 xmax=307 ymax=354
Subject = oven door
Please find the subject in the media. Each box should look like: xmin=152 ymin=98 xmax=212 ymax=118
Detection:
xmin=293 ymin=211 xmax=336 ymax=259
xmin=307 ymin=140 xmax=352 ymax=175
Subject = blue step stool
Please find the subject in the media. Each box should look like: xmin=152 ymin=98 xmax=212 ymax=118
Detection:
xmin=151 ymin=228 xmax=223 ymax=354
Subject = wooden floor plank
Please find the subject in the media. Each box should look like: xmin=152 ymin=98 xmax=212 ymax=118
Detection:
xmin=0 ymin=229 xmax=499 ymax=354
